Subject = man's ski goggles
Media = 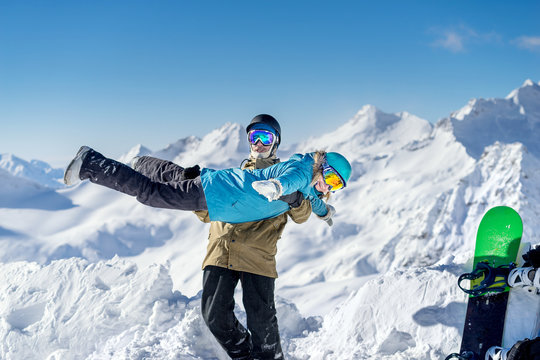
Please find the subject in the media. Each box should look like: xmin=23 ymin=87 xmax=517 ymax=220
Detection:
xmin=248 ymin=130 xmax=276 ymax=146
xmin=322 ymin=163 xmax=346 ymax=192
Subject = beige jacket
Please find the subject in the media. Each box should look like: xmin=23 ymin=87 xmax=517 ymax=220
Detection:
xmin=195 ymin=157 xmax=312 ymax=278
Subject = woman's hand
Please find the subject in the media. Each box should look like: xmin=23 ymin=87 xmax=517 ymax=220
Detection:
xmin=318 ymin=204 xmax=336 ymax=226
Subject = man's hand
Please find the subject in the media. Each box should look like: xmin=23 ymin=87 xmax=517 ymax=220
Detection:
xmin=182 ymin=165 xmax=201 ymax=180
xmin=278 ymin=191 xmax=305 ymax=208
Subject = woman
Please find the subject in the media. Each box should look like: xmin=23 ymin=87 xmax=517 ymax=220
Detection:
xmin=64 ymin=143 xmax=352 ymax=225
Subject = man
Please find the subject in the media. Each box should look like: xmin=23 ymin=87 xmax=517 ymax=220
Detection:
xmin=195 ymin=114 xmax=312 ymax=359
xmin=63 ymin=113 xmax=318 ymax=359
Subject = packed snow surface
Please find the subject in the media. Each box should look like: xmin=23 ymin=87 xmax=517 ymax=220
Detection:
xmin=1 ymin=81 xmax=540 ymax=359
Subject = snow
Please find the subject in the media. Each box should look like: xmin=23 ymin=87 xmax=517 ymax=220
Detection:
xmin=1 ymin=81 xmax=540 ymax=359
xmin=450 ymin=80 xmax=540 ymax=158
xmin=0 ymin=154 xmax=64 ymax=189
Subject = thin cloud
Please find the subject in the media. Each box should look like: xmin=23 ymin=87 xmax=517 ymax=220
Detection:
xmin=514 ymin=36 xmax=540 ymax=51
xmin=433 ymin=30 xmax=465 ymax=53
xmin=430 ymin=25 xmax=501 ymax=53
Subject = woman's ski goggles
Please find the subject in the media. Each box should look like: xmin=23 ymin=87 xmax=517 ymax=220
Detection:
xmin=322 ymin=163 xmax=346 ymax=192
xmin=248 ymin=130 xmax=276 ymax=146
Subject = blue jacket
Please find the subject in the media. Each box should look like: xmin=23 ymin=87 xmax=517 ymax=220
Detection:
xmin=200 ymin=153 xmax=327 ymax=223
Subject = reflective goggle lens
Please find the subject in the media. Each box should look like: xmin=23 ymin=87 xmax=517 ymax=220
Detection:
xmin=248 ymin=130 xmax=275 ymax=146
xmin=322 ymin=165 xmax=345 ymax=192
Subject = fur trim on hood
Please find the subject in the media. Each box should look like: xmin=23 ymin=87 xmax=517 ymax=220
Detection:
xmin=311 ymin=150 xmax=330 ymax=200
xmin=310 ymin=150 xmax=327 ymax=184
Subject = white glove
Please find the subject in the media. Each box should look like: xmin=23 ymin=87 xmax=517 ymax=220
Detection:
xmin=252 ymin=179 xmax=283 ymax=201
xmin=318 ymin=204 xmax=336 ymax=227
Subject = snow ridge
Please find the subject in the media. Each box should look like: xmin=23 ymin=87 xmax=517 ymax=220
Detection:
xmin=450 ymin=79 xmax=540 ymax=158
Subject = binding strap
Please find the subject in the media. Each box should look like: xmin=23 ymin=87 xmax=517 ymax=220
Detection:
xmin=458 ymin=262 xmax=515 ymax=297
xmin=445 ymin=351 xmax=478 ymax=360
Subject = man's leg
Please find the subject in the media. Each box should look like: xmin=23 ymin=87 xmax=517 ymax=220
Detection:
xmin=241 ymin=272 xmax=283 ymax=360
xmin=202 ymin=266 xmax=252 ymax=360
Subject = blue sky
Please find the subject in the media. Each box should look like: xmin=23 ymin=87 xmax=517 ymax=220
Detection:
xmin=1 ymin=1 xmax=539 ymax=167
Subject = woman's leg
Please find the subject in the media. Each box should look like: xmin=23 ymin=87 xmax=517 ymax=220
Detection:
xmin=133 ymin=156 xmax=200 ymax=184
xmin=76 ymin=147 xmax=207 ymax=211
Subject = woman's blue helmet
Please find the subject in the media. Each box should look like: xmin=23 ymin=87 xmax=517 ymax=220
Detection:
xmin=326 ymin=152 xmax=352 ymax=185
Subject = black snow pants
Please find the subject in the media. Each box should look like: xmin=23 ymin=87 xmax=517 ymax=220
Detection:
xmin=202 ymin=266 xmax=284 ymax=360
xmin=79 ymin=150 xmax=207 ymax=211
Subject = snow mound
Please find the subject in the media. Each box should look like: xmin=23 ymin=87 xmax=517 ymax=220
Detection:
xmin=289 ymin=260 xmax=464 ymax=359
xmin=0 ymin=257 xmax=320 ymax=360
xmin=289 ymin=258 xmax=540 ymax=360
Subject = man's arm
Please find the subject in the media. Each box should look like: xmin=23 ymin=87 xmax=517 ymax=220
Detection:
xmin=279 ymin=191 xmax=312 ymax=224
xmin=287 ymin=198 xmax=311 ymax=224
xmin=194 ymin=210 xmax=211 ymax=223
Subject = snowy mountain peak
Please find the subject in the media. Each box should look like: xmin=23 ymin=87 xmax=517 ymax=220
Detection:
xmin=185 ymin=122 xmax=247 ymax=168
xmin=202 ymin=122 xmax=244 ymax=149
xmin=0 ymin=153 xmax=64 ymax=189
xmin=449 ymin=79 xmax=540 ymax=158
xmin=122 ymin=122 xmax=246 ymax=170
xmin=120 ymin=123 xmax=248 ymax=171
xmin=152 ymin=136 xmax=201 ymax=162
xmin=219 ymin=121 xmax=244 ymax=135
xmin=449 ymin=98 xmax=476 ymax=121
xmin=352 ymin=104 xmax=399 ymax=132
xmin=356 ymin=103 xmax=378 ymax=116
xmin=297 ymin=105 xmax=432 ymax=157
xmin=523 ymin=78 xmax=536 ymax=87
xmin=505 ymin=78 xmax=540 ymax=109
xmin=118 ymin=144 xmax=153 ymax=164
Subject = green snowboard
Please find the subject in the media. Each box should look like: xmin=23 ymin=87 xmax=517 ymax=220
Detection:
xmin=470 ymin=206 xmax=523 ymax=290
xmin=460 ymin=206 xmax=523 ymax=357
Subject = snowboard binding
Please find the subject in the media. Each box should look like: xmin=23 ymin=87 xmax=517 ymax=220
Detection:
xmin=445 ymin=351 xmax=479 ymax=360
xmin=508 ymin=266 xmax=539 ymax=290
xmin=458 ymin=262 xmax=516 ymax=297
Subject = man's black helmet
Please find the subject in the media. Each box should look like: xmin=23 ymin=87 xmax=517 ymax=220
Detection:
xmin=246 ymin=114 xmax=281 ymax=144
